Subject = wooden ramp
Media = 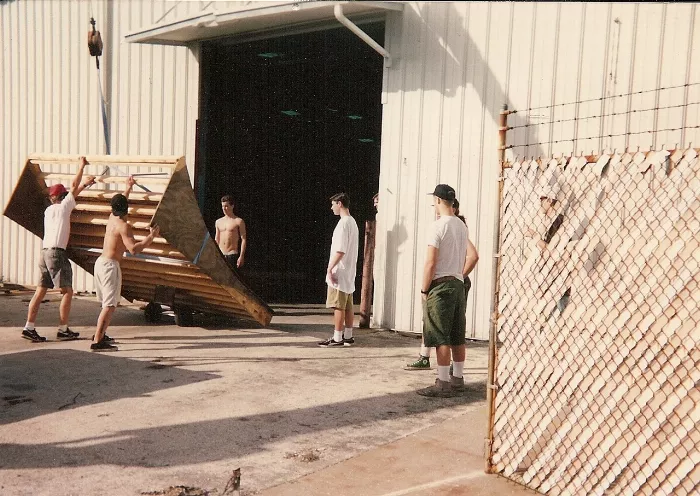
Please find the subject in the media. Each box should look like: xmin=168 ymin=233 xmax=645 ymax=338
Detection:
xmin=3 ymin=154 xmax=273 ymax=326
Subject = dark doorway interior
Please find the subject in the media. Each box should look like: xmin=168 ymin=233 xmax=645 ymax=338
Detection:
xmin=199 ymin=22 xmax=384 ymax=303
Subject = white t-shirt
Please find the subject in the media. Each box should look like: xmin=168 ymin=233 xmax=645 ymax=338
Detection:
xmin=326 ymin=215 xmax=359 ymax=294
xmin=427 ymin=215 xmax=468 ymax=281
xmin=43 ymin=192 xmax=77 ymax=249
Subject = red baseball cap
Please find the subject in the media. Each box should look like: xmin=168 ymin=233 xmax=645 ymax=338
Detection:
xmin=48 ymin=184 xmax=67 ymax=197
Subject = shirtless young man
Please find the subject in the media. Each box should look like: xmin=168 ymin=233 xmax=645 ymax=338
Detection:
xmin=91 ymin=176 xmax=159 ymax=351
xmin=215 ymin=195 xmax=247 ymax=269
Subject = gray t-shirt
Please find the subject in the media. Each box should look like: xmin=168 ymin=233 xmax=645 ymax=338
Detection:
xmin=427 ymin=215 xmax=468 ymax=281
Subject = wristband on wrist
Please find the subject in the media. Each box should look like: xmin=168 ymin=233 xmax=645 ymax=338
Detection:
xmin=420 ymin=289 xmax=429 ymax=295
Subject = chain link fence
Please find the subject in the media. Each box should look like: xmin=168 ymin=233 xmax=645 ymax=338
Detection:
xmin=488 ymin=146 xmax=699 ymax=494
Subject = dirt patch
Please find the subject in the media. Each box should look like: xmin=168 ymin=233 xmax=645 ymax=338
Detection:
xmin=141 ymin=486 xmax=208 ymax=496
xmin=284 ymin=448 xmax=323 ymax=463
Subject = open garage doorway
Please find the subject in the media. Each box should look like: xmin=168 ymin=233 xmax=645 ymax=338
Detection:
xmin=197 ymin=22 xmax=384 ymax=304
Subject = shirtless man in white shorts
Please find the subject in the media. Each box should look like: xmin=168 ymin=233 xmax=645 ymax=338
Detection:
xmin=91 ymin=176 xmax=159 ymax=351
xmin=215 ymin=195 xmax=247 ymax=269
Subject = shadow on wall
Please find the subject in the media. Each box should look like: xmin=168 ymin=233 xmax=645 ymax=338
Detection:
xmin=408 ymin=2 xmax=545 ymax=151
xmin=381 ymin=3 xmax=544 ymax=325
xmin=386 ymin=215 xmax=409 ymax=257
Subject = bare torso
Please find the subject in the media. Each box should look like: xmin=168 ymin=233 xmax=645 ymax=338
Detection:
xmin=102 ymin=214 xmax=129 ymax=261
xmin=216 ymin=215 xmax=243 ymax=254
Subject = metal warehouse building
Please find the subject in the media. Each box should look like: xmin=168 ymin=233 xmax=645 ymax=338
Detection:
xmin=2 ymin=1 xmax=698 ymax=339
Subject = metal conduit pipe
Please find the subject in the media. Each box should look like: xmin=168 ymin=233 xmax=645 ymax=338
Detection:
xmin=334 ymin=4 xmax=392 ymax=67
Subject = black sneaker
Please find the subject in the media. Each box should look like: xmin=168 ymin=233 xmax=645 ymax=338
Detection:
xmin=90 ymin=340 xmax=118 ymax=352
xmin=318 ymin=337 xmax=345 ymax=347
xmin=91 ymin=334 xmax=115 ymax=343
xmin=343 ymin=337 xmax=355 ymax=346
xmin=57 ymin=328 xmax=80 ymax=341
xmin=21 ymin=328 xmax=47 ymax=343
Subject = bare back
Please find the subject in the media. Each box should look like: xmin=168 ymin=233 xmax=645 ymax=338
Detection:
xmin=215 ymin=215 xmax=244 ymax=254
xmin=102 ymin=214 xmax=130 ymax=262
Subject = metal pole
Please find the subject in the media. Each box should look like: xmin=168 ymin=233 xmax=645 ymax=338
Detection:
xmin=485 ymin=104 xmax=508 ymax=473
xmin=359 ymin=220 xmax=376 ymax=328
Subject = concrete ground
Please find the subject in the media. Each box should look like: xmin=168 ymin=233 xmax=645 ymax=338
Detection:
xmin=0 ymin=289 xmax=535 ymax=496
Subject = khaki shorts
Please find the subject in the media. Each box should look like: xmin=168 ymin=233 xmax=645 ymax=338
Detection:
xmin=38 ymin=248 xmax=73 ymax=289
xmin=94 ymin=256 xmax=122 ymax=308
xmin=326 ymin=286 xmax=353 ymax=310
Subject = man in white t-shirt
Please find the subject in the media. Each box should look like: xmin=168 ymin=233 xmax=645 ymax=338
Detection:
xmin=406 ymin=197 xmax=479 ymax=371
xmin=21 ymin=156 xmax=96 ymax=343
xmin=417 ymin=184 xmax=468 ymax=397
xmin=319 ymin=192 xmax=359 ymax=347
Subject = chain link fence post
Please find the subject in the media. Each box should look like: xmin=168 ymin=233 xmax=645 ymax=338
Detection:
xmin=486 ymin=103 xmax=509 ymax=473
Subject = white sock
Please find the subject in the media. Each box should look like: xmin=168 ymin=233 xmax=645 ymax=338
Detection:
xmin=25 ymin=321 xmax=35 ymax=330
xmin=333 ymin=330 xmax=343 ymax=342
xmin=420 ymin=345 xmax=433 ymax=357
xmin=437 ymin=365 xmax=450 ymax=382
xmin=59 ymin=324 xmax=68 ymax=332
xmin=344 ymin=327 xmax=353 ymax=339
xmin=452 ymin=361 xmax=465 ymax=378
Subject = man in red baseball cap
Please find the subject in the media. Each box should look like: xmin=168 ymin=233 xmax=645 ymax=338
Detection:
xmin=21 ymin=156 xmax=96 ymax=343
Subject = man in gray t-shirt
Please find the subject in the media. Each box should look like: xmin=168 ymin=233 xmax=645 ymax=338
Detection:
xmin=417 ymin=184 xmax=468 ymax=397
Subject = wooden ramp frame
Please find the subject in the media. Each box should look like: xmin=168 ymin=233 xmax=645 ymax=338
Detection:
xmin=3 ymin=154 xmax=273 ymax=326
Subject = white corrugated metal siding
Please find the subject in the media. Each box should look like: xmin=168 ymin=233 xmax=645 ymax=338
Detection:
xmin=372 ymin=2 xmax=700 ymax=339
xmin=2 ymin=2 xmax=698 ymax=339
xmin=1 ymin=0 xmax=199 ymax=293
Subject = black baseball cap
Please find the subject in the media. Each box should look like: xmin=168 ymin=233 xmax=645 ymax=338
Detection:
xmin=111 ymin=194 xmax=129 ymax=216
xmin=429 ymin=184 xmax=456 ymax=202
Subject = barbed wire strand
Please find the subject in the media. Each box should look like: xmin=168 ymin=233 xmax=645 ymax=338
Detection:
xmin=508 ymin=124 xmax=700 ymax=149
xmin=510 ymin=82 xmax=700 ymax=114
xmin=508 ymin=102 xmax=700 ymax=130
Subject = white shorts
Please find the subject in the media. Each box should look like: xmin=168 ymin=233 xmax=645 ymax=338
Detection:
xmin=94 ymin=256 xmax=122 ymax=308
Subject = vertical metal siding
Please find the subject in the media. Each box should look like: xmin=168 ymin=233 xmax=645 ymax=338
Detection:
xmin=372 ymin=8 xmax=404 ymax=330
xmin=0 ymin=0 xmax=199 ymax=293
xmin=381 ymin=3 xmax=427 ymax=334
xmin=3 ymin=1 xmax=698 ymax=339
xmin=372 ymin=1 xmax=700 ymax=339
xmin=461 ymin=1 xmax=492 ymax=340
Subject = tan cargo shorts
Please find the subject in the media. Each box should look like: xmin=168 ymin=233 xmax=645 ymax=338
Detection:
xmin=326 ymin=286 xmax=353 ymax=310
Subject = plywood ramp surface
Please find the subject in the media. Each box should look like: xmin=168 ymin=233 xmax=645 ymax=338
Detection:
xmin=3 ymin=154 xmax=272 ymax=326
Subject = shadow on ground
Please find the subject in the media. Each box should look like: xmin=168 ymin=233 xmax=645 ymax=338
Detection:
xmin=0 ymin=354 xmax=485 ymax=469
xmin=0 ymin=295 xmax=489 ymax=490
xmin=0 ymin=349 xmax=220 ymax=426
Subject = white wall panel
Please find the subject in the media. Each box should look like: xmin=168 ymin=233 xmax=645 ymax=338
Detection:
xmin=0 ymin=0 xmax=199 ymax=294
xmin=687 ymin=5 xmax=700 ymax=147
xmin=392 ymin=3 xmax=426 ymax=334
xmin=372 ymin=7 xmax=404 ymax=330
xmin=372 ymin=2 xmax=700 ymax=339
xmin=603 ymin=2 xmax=637 ymax=154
